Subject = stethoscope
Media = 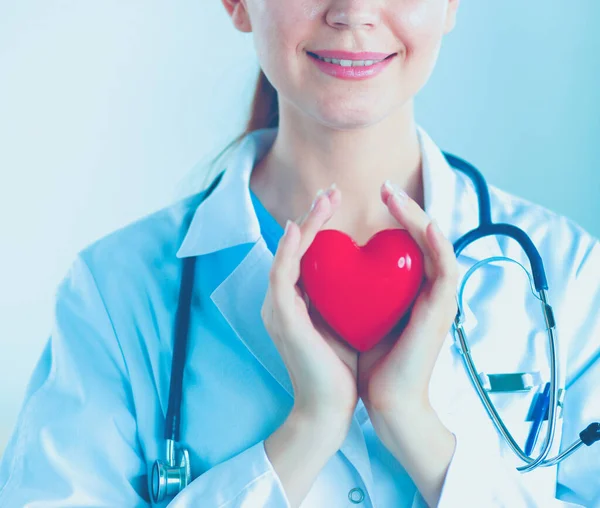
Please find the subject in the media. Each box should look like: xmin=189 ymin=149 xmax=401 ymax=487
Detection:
xmin=149 ymin=154 xmax=600 ymax=503
xmin=445 ymin=153 xmax=599 ymax=474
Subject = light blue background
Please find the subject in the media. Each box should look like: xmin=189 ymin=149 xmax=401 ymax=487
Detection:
xmin=0 ymin=1 xmax=598 ymax=455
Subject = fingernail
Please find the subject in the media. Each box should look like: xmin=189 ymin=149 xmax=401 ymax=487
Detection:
xmin=384 ymin=180 xmax=408 ymax=205
xmin=431 ymin=219 xmax=441 ymax=235
xmin=325 ymin=183 xmax=337 ymax=196
xmin=310 ymin=188 xmax=324 ymax=211
xmin=284 ymin=219 xmax=291 ymax=234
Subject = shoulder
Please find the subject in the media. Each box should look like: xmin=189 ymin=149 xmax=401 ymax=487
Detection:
xmin=486 ymin=182 xmax=598 ymax=287
xmin=483 ymin=183 xmax=600 ymax=382
xmin=80 ymin=191 xmax=206 ymax=274
xmin=62 ymin=190 xmax=211 ymax=312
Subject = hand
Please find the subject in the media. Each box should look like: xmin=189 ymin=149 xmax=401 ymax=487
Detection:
xmin=261 ymin=184 xmax=358 ymax=434
xmin=357 ymin=181 xmax=460 ymax=416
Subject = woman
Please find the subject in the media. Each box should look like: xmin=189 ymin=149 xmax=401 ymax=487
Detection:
xmin=0 ymin=0 xmax=598 ymax=506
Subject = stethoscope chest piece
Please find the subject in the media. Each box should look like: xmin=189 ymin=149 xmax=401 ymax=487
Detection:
xmin=150 ymin=440 xmax=191 ymax=503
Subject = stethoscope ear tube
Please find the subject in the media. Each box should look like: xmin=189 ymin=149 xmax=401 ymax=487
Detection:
xmin=149 ymin=172 xmax=225 ymax=502
xmin=453 ymin=224 xmax=549 ymax=292
xmin=443 ymin=151 xmax=549 ymax=293
xmin=149 ymin=256 xmax=196 ymax=504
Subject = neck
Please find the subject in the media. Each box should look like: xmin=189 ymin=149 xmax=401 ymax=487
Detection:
xmin=249 ymin=100 xmax=424 ymax=245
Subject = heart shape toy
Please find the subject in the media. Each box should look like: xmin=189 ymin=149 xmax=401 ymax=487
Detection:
xmin=299 ymin=228 xmax=425 ymax=352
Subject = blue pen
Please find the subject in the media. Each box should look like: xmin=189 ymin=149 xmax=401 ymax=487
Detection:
xmin=525 ymin=382 xmax=551 ymax=456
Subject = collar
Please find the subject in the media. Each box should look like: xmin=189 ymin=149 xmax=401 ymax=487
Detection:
xmin=176 ymin=126 xmax=502 ymax=262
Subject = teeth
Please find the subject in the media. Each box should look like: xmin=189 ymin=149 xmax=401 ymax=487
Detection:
xmin=314 ymin=54 xmax=384 ymax=67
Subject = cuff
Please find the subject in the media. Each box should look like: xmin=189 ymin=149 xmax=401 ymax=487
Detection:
xmin=412 ymin=430 xmax=538 ymax=508
xmin=169 ymin=440 xmax=290 ymax=507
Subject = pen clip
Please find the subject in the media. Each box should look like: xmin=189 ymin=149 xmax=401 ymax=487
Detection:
xmin=525 ymin=385 xmax=564 ymax=421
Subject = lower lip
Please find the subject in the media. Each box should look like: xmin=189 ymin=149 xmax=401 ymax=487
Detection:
xmin=308 ymin=53 xmax=395 ymax=81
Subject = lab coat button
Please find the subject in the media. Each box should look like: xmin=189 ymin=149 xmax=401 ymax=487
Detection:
xmin=348 ymin=487 xmax=365 ymax=504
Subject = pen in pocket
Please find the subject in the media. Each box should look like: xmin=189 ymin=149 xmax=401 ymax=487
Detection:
xmin=525 ymin=382 xmax=551 ymax=456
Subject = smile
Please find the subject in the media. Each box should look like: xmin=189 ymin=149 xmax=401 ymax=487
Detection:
xmin=306 ymin=51 xmax=396 ymax=81
xmin=307 ymin=52 xmax=389 ymax=67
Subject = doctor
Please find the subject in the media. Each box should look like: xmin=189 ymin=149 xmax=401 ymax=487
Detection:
xmin=1 ymin=0 xmax=599 ymax=506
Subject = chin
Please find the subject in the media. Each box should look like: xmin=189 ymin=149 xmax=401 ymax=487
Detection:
xmin=316 ymin=110 xmax=389 ymax=131
xmin=309 ymin=95 xmax=395 ymax=130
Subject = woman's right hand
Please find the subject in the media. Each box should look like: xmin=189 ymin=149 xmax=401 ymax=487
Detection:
xmin=261 ymin=184 xmax=358 ymax=432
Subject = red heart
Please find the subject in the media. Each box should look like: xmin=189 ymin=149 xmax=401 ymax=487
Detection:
xmin=299 ymin=228 xmax=424 ymax=352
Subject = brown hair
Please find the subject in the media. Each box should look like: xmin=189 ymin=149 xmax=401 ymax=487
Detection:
xmin=199 ymin=69 xmax=278 ymax=191
xmin=246 ymin=69 xmax=280 ymax=132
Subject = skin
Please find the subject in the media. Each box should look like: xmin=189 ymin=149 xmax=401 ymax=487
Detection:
xmin=221 ymin=1 xmax=461 ymax=506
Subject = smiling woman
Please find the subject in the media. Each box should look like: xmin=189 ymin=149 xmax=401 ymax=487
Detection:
xmin=0 ymin=1 xmax=599 ymax=507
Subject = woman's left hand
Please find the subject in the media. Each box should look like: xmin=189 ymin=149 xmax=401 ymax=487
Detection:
xmin=352 ymin=180 xmax=461 ymax=507
xmin=357 ymin=180 xmax=460 ymax=418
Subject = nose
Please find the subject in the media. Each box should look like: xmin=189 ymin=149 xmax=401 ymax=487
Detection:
xmin=325 ymin=0 xmax=381 ymax=30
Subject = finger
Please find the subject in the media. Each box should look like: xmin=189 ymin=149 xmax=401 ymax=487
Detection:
xmin=273 ymin=187 xmax=335 ymax=284
xmin=294 ymin=187 xmax=328 ymax=225
xmin=308 ymin=300 xmax=357 ymax=372
xmin=295 ymin=186 xmax=341 ymax=260
xmin=269 ymin=217 xmax=305 ymax=320
xmin=269 ymin=186 xmax=339 ymax=319
xmin=380 ymin=181 xmax=431 ymax=254
xmin=286 ymin=187 xmax=340 ymax=298
xmin=401 ymin=290 xmax=457 ymax=361
xmin=423 ymin=220 xmax=460 ymax=309
xmin=381 ymin=181 xmax=459 ymax=317
xmin=426 ymin=220 xmax=459 ymax=285
xmin=381 ymin=181 xmax=460 ymax=288
xmin=398 ymin=223 xmax=459 ymax=346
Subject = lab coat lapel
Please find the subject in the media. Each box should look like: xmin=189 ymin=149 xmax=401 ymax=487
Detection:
xmin=177 ymin=129 xmax=295 ymax=398
xmin=210 ymin=238 xmax=294 ymax=399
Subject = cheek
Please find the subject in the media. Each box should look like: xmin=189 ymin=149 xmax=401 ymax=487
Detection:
xmin=249 ymin=2 xmax=309 ymax=76
xmin=389 ymin=1 xmax=447 ymax=77
xmin=302 ymin=0 xmax=328 ymax=20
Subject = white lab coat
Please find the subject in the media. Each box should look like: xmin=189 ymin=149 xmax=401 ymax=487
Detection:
xmin=0 ymin=126 xmax=598 ymax=507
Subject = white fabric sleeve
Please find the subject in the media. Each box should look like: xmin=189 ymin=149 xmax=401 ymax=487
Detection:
xmin=554 ymin=236 xmax=600 ymax=506
xmin=168 ymin=440 xmax=289 ymax=507
xmin=412 ymin=430 xmax=582 ymax=508
xmin=0 ymin=255 xmax=290 ymax=508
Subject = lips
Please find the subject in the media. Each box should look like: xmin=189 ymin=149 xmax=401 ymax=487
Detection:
xmin=308 ymin=50 xmax=396 ymax=61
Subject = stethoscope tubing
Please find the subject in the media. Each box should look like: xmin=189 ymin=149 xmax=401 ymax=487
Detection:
xmin=444 ymin=152 xmax=569 ymax=471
